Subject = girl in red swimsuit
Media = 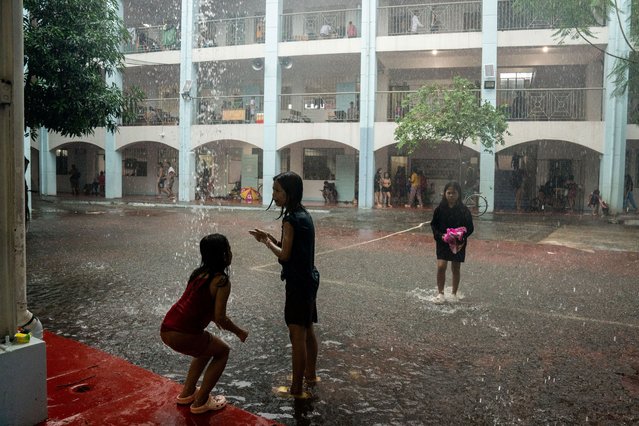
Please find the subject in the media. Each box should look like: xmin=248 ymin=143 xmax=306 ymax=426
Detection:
xmin=160 ymin=234 xmax=248 ymax=414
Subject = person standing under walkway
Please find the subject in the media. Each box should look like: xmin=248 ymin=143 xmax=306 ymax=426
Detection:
xmin=162 ymin=162 xmax=176 ymax=200
xmin=69 ymin=164 xmax=81 ymax=196
xmin=381 ymin=172 xmax=392 ymax=207
xmin=249 ymin=171 xmax=320 ymax=399
xmin=624 ymin=174 xmax=637 ymax=213
xmin=405 ymin=168 xmax=423 ymax=208
xmin=374 ymin=168 xmax=383 ymax=207
xmin=430 ymin=181 xmax=474 ymax=304
xmin=157 ymin=162 xmax=166 ymax=198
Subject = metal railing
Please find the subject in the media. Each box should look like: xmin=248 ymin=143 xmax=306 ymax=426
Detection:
xmin=123 ymin=25 xmax=180 ymax=54
xmin=281 ymin=8 xmax=362 ymax=42
xmin=378 ymin=2 xmax=482 ymax=36
xmin=497 ymin=88 xmax=604 ymax=121
xmin=123 ymin=98 xmax=180 ymax=126
xmin=376 ymin=88 xmax=604 ymax=122
xmin=123 ymin=89 xmax=604 ymax=126
xmin=196 ymin=15 xmax=265 ymax=48
xmin=278 ymin=92 xmax=360 ymax=123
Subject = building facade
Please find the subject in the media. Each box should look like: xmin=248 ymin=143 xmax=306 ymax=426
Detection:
xmin=31 ymin=0 xmax=637 ymax=213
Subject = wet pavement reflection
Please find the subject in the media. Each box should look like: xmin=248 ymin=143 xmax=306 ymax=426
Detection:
xmin=27 ymin=199 xmax=639 ymax=424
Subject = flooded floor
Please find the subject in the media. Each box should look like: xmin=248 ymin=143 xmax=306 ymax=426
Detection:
xmin=26 ymin=200 xmax=639 ymax=424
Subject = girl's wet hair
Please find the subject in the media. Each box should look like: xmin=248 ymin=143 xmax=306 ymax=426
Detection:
xmin=268 ymin=171 xmax=305 ymax=218
xmin=198 ymin=233 xmax=231 ymax=275
xmin=440 ymin=181 xmax=463 ymax=207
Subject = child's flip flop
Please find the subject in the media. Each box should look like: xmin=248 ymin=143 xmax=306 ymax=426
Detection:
xmin=190 ymin=395 xmax=227 ymax=414
xmin=273 ymin=386 xmax=312 ymax=400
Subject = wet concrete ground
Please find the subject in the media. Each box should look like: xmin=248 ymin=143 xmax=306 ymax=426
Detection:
xmin=26 ymin=197 xmax=639 ymax=425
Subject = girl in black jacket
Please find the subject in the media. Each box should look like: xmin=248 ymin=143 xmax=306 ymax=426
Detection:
xmin=430 ymin=181 xmax=474 ymax=304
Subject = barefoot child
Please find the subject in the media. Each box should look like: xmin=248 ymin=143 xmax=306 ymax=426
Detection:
xmin=430 ymin=181 xmax=474 ymax=304
xmin=249 ymin=171 xmax=320 ymax=399
xmin=160 ymin=233 xmax=248 ymax=414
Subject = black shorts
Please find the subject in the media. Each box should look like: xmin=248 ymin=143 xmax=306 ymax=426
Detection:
xmin=284 ymin=292 xmax=318 ymax=327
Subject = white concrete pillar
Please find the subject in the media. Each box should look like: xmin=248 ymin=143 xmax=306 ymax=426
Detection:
xmin=262 ymin=0 xmax=283 ymax=205
xmin=357 ymin=0 xmax=377 ymax=209
xmin=105 ymin=0 xmax=124 ymax=199
xmin=38 ymin=129 xmax=56 ymax=195
xmin=0 ymin=0 xmax=22 ymax=339
xmin=601 ymin=0 xmax=631 ymax=212
xmin=480 ymin=0 xmax=498 ymax=212
xmin=0 ymin=2 xmax=47 ymax=423
xmin=178 ymin=0 xmax=195 ymax=202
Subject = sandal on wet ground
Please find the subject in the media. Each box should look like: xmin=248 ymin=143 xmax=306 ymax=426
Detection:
xmin=176 ymin=387 xmax=199 ymax=405
xmin=190 ymin=395 xmax=227 ymax=414
xmin=273 ymin=386 xmax=312 ymax=399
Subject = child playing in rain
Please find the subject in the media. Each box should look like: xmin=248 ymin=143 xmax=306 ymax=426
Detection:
xmin=430 ymin=181 xmax=474 ymax=304
xmin=160 ymin=233 xmax=248 ymax=414
xmin=249 ymin=171 xmax=320 ymax=399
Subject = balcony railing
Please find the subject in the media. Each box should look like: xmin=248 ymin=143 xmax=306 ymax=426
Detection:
xmin=196 ymin=15 xmax=265 ymax=48
xmin=196 ymin=95 xmax=264 ymax=124
xmin=281 ymin=8 xmax=362 ymax=42
xmin=377 ymin=88 xmax=604 ymax=122
xmin=279 ymin=93 xmax=360 ymax=123
xmin=123 ymin=25 xmax=180 ymax=54
xmin=378 ymin=2 xmax=482 ymax=36
xmin=123 ymin=89 xmax=604 ymax=127
xmin=497 ymin=88 xmax=604 ymax=121
xmin=124 ymin=98 xmax=180 ymax=126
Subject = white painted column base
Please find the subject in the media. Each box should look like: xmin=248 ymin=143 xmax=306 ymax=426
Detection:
xmin=0 ymin=337 xmax=47 ymax=426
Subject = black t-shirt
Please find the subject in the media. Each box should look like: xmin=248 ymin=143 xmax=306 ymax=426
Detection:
xmin=280 ymin=207 xmax=316 ymax=288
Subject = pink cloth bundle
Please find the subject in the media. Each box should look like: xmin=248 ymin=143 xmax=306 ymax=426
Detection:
xmin=442 ymin=227 xmax=467 ymax=254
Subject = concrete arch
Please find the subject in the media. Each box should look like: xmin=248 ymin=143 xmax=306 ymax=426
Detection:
xmin=278 ymin=123 xmax=359 ymax=150
xmin=280 ymin=139 xmax=360 ymax=202
xmin=494 ymin=139 xmax=600 ymax=212
xmin=193 ymin=138 xmax=260 ymax=151
xmin=503 ymin=122 xmax=604 ymax=153
xmin=117 ymin=126 xmax=180 ymax=150
xmin=48 ymin=137 xmax=104 ymax=152
xmin=49 ymin=140 xmax=103 ymax=152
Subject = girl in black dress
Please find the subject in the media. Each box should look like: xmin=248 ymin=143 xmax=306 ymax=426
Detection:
xmin=430 ymin=181 xmax=474 ymax=304
xmin=249 ymin=172 xmax=319 ymax=398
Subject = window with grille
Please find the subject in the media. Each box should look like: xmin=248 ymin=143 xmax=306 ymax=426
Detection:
xmin=303 ymin=148 xmax=344 ymax=180
xmin=55 ymin=149 xmax=68 ymax=175
xmin=123 ymin=147 xmax=148 ymax=176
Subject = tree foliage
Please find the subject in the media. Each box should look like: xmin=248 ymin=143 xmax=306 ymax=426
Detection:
xmin=394 ymin=77 xmax=509 ymax=181
xmin=513 ymin=0 xmax=638 ymax=97
xmin=24 ymin=0 xmax=139 ymax=137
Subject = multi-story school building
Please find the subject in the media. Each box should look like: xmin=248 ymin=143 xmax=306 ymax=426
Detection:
xmin=30 ymin=0 xmax=637 ymax=212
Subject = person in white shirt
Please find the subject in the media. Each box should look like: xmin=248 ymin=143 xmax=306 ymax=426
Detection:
xmin=411 ymin=12 xmax=424 ymax=33
xmin=320 ymin=23 xmax=333 ymax=37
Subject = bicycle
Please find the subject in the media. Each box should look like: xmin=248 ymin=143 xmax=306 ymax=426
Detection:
xmin=463 ymin=192 xmax=488 ymax=217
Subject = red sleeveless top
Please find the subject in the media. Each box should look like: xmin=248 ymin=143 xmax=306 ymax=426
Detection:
xmin=161 ymin=272 xmax=223 ymax=334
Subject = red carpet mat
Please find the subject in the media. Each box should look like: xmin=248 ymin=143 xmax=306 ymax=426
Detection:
xmin=40 ymin=331 xmax=278 ymax=425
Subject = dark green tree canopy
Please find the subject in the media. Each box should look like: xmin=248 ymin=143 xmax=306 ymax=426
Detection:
xmin=24 ymin=0 xmax=132 ymax=137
